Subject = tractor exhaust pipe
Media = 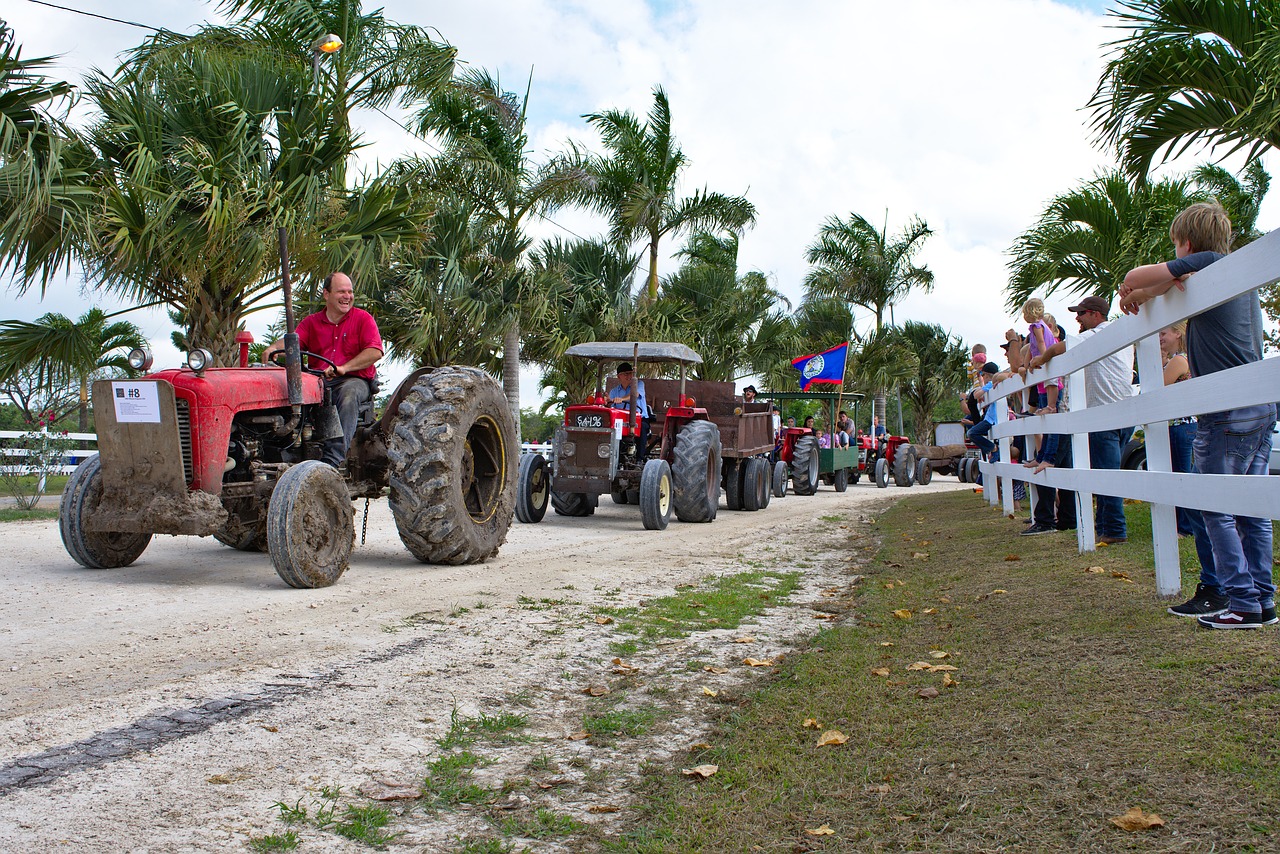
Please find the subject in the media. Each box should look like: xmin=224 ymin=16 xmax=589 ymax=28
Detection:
xmin=277 ymin=227 xmax=303 ymax=437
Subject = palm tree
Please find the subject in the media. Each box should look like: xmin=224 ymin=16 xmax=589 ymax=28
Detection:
xmin=414 ymin=68 xmax=593 ymax=435
xmin=850 ymin=326 xmax=917 ymax=438
xmin=895 ymin=321 xmax=969 ymax=444
xmin=582 ymin=87 xmax=756 ymax=300
xmin=804 ymin=211 xmax=933 ymax=422
xmin=1090 ymin=0 xmax=1280 ymax=180
xmin=0 ymin=308 xmax=146 ymax=432
xmin=1005 ymin=163 xmax=1268 ymax=311
xmin=657 ymin=231 xmax=791 ymax=382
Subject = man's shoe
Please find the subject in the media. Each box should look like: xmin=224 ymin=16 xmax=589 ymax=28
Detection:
xmin=1197 ymin=610 xmax=1263 ymax=630
xmin=1167 ymin=583 xmax=1228 ymax=617
xmin=1098 ymin=535 xmax=1127 ymax=545
xmin=1262 ymin=605 xmax=1278 ymax=625
xmin=1020 ymin=523 xmax=1056 ymax=536
xmin=1055 ymin=524 xmax=1077 ymax=531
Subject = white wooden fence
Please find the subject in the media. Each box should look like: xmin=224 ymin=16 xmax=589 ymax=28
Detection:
xmin=0 ymin=430 xmax=98 ymax=475
xmin=983 ymin=227 xmax=1280 ymax=598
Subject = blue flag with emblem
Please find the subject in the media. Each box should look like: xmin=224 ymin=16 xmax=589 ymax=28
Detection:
xmin=791 ymin=342 xmax=848 ymax=391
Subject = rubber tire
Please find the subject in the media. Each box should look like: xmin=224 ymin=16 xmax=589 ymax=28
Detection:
xmin=875 ymin=457 xmax=889 ymax=489
xmin=386 ymin=366 xmax=516 ymax=564
xmin=916 ymin=458 xmax=933 ymax=485
xmin=553 ymin=490 xmax=595 ymax=516
xmin=626 ymin=488 xmax=639 ymax=504
xmin=965 ymin=457 xmax=980 ymax=483
xmin=723 ymin=458 xmax=744 ymax=511
xmin=744 ymin=457 xmax=770 ymax=511
xmin=640 ymin=459 xmax=673 ymax=531
xmin=267 ymin=460 xmax=353 ymax=589
xmin=833 ymin=467 xmax=849 ymax=492
xmin=790 ymin=434 xmax=820 ymax=496
xmin=672 ymin=420 xmax=721 ymax=523
xmin=60 ymin=454 xmax=152 ymax=569
xmin=772 ymin=460 xmax=789 ymax=498
xmin=850 ymin=466 xmax=861 ymax=485
xmin=515 ymin=453 xmax=550 ymax=524
xmin=957 ymin=458 xmax=969 ymax=483
xmin=214 ymin=495 xmax=267 ymax=551
xmin=610 ymin=487 xmax=629 ymax=505
xmin=893 ymin=445 xmax=917 ymax=487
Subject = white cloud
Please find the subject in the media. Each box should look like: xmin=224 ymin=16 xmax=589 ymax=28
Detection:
xmin=6 ymin=0 xmax=1278 ymax=402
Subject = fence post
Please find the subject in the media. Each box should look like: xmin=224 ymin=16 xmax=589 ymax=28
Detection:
xmin=1068 ymin=369 xmax=1096 ymax=552
xmin=37 ymin=425 xmax=49 ymax=496
xmin=1135 ymin=333 xmax=1181 ymax=597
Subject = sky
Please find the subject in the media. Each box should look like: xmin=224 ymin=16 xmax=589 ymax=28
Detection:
xmin=4 ymin=0 xmax=1277 ymax=405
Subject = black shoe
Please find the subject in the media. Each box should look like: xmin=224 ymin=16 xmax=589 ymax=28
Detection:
xmin=1168 ymin=583 xmax=1229 ymax=617
xmin=1021 ymin=523 xmax=1056 ymax=536
xmin=1263 ymin=605 xmax=1278 ymax=626
xmin=1055 ymin=524 xmax=1077 ymax=531
xmin=1197 ymin=610 xmax=1263 ymax=630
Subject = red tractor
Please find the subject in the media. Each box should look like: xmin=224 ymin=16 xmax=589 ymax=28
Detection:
xmin=862 ymin=433 xmax=927 ymax=488
xmin=61 ymin=330 xmax=515 ymax=588
xmin=514 ymin=342 xmax=775 ymax=530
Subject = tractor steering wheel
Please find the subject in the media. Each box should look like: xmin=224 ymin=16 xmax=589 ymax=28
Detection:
xmin=270 ymin=349 xmax=338 ymax=376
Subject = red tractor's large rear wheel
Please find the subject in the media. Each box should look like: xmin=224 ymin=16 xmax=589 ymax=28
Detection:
xmin=672 ymin=420 xmax=721 ymax=523
xmin=790 ymin=435 xmax=820 ymax=495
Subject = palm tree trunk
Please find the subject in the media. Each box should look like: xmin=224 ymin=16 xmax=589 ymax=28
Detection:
xmin=503 ymin=322 xmax=521 ymax=445
xmin=874 ymin=391 xmax=887 ymax=432
xmin=647 ymin=239 xmax=660 ymax=300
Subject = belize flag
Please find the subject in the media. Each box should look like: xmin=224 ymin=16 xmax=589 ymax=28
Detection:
xmin=792 ymin=342 xmax=849 ymax=391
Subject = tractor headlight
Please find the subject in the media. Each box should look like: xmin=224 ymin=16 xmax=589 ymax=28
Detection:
xmin=598 ymin=443 xmax=612 ymax=458
xmin=187 ymin=348 xmax=213 ymax=372
xmin=127 ymin=348 xmax=153 ymax=371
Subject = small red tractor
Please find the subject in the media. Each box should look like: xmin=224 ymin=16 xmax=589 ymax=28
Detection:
xmin=60 ymin=245 xmax=515 ymax=588
xmin=514 ymin=342 xmax=776 ymax=530
xmin=860 ymin=433 xmax=931 ymax=488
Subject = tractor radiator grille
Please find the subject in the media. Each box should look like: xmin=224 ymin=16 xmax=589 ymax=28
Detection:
xmin=175 ymin=399 xmax=194 ymax=485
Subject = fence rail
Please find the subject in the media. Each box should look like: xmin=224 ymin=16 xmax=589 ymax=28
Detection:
xmin=981 ymin=227 xmax=1280 ymax=597
xmin=0 ymin=430 xmax=98 ymax=475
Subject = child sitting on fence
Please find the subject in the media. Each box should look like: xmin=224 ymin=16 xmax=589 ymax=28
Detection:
xmin=1119 ymin=201 xmax=1276 ymax=630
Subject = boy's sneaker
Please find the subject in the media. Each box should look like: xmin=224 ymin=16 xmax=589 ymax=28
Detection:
xmin=1197 ymin=610 xmax=1264 ymax=630
xmin=1167 ymin=583 xmax=1228 ymax=617
xmin=1020 ymin=523 xmax=1056 ymax=536
xmin=1262 ymin=606 xmax=1278 ymax=626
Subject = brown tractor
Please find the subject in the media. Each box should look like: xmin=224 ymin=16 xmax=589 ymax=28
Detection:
xmin=514 ymin=343 xmax=776 ymax=530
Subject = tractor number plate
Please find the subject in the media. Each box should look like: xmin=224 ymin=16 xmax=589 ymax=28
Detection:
xmin=573 ymin=413 xmax=605 ymax=429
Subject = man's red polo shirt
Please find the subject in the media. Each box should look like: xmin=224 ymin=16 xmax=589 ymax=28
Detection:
xmin=295 ymin=307 xmax=382 ymax=380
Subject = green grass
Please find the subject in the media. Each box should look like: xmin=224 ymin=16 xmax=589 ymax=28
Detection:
xmin=437 ymin=709 xmax=531 ymax=749
xmin=248 ymin=830 xmax=299 ymax=852
xmin=612 ymin=493 xmax=1280 ymax=852
xmin=496 ymin=807 xmax=586 ymax=839
xmin=453 ymin=837 xmax=515 ymax=854
xmin=583 ymin=707 xmax=656 ymax=740
xmin=422 ymin=751 xmax=496 ymax=812
xmin=596 ymin=569 xmax=800 ymax=654
xmin=0 ymin=507 xmax=59 ymax=522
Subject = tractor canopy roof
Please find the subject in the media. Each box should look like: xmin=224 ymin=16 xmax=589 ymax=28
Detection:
xmin=563 ymin=342 xmax=702 ymax=365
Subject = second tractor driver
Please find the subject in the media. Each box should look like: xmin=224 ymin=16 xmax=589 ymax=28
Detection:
xmin=608 ymin=362 xmax=650 ymax=457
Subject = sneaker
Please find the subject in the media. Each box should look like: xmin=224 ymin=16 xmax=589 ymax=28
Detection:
xmin=1197 ymin=610 xmax=1263 ymax=630
xmin=1167 ymin=583 xmax=1228 ymax=617
xmin=1262 ymin=606 xmax=1278 ymax=626
xmin=1021 ymin=523 xmax=1056 ymax=536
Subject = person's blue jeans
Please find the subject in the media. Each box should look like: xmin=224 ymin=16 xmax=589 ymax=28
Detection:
xmin=1169 ymin=420 xmax=1218 ymax=592
xmin=323 ymin=376 xmax=372 ymax=466
xmin=967 ymin=419 xmax=995 ymax=457
xmin=1088 ymin=427 xmax=1132 ymax=538
xmin=1193 ymin=405 xmax=1276 ymax=614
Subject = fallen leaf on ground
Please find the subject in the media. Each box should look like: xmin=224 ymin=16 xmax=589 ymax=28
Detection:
xmin=1086 ymin=566 xmax=1105 ymax=574
xmin=594 ymin=616 xmax=614 ymax=625
xmin=992 ymin=589 xmax=1008 ymax=594
xmin=583 ymin=685 xmax=608 ymax=697
xmin=803 ymin=718 xmax=822 ymax=729
xmin=912 ymin=552 xmax=929 ymax=559
xmin=891 ymin=814 xmax=915 ymax=822
xmin=812 ymin=612 xmax=839 ymax=620
xmin=1004 ymin=555 xmax=1021 ymax=562
xmin=917 ymin=687 xmax=940 ymax=699
xmin=702 ymin=686 xmax=718 ymax=697
xmin=744 ymin=657 xmax=775 ymax=667
xmin=1111 ymin=571 xmax=1134 ymax=583
xmin=922 ymin=607 xmax=939 ymax=615
xmin=682 ymin=764 xmax=718 ymax=778
xmin=870 ymin=667 xmax=890 ymax=677
xmin=690 ymin=742 xmax=711 ymax=751
xmin=884 ymin=562 xmax=903 ymax=568
xmin=929 ymin=651 xmax=950 ymax=659
xmin=931 ymin=664 xmax=958 ymax=672
xmin=567 ymin=731 xmax=590 ymax=741
xmin=893 ymin=609 xmax=913 ymax=620
xmin=939 ymin=596 xmax=952 ymax=603
xmin=805 ymin=824 xmax=836 ymax=836
xmin=703 ymin=665 xmax=729 ymax=674
xmin=920 ymin=540 xmax=932 ymax=546
xmin=942 ymin=672 xmax=958 ymax=687
xmin=817 ymin=730 xmax=849 ymax=746
xmin=907 ymin=661 xmax=933 ymax=671
xmin=1110 ymin=807 xmax=1165 ymax=831
xmin=359 ymin=780 xmax=421 ymax=801
xmin=867 ymin=783 xmax=892 ymax=794
xmin=879 ymin=641 xmax=894 ymax=647
xmin=884 ymin=582 xmax=895 ymax=590
xmin=611 ymin=657 xmax=635 ymax=671
xmin=734 ymin=636 xmax=756 ymax=644
xmin=589 ymin=805 xmax=621 ymax=814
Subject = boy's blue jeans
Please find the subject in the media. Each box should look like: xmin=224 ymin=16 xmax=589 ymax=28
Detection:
xmin=966 ymin=419 xmax=995 ymax=457
xmin=1088 ymin=427 xmax=1133 ymax=538
xmin=1192 ymin=405 xmax=1276 ymax=614
xmin=1169 ymin=420 xmax=1218 ymax=592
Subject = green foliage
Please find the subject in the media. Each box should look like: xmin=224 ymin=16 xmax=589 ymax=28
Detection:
xmin=520 ymin=408 xmax=560 ymax=444
xmin=893 ymin=321 xmax=969 ymax=443
xmin=248 ymin=830 xmax=299 ymax=852
xmin=437 ymin=708 xmax=530 ymax=749
xmin=582 ymin=708 xmax=656 ymax=739
xmin=423 ymin=751 xmax=496 ymax=811
xmin=0 ymin=423 xmax=74 ymax=509
xmin=496 ymin=807 xmax=586 ymax=839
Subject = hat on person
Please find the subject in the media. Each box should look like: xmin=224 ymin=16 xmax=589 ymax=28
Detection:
xmin=980 ymin=362 xmax=1000 ymax=374
xmin=743 ymin=384 xmax=757 ymax=395
xmin=617 ymin=362 xmax=634 ymax=374
xmin=1067 ymin=295 xmax=1110 ymax=315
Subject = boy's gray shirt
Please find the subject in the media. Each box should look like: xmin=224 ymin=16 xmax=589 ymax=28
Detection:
xmin=1168 ymin=250 xmax=1265 ymax=377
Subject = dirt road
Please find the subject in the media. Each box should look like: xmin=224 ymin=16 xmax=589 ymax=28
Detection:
xmin=0 ymin=478 xmax=966 ymax=850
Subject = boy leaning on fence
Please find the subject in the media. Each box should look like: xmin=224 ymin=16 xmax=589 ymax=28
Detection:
xmin=1118 ymin=202 xmax=1277 ymax=630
